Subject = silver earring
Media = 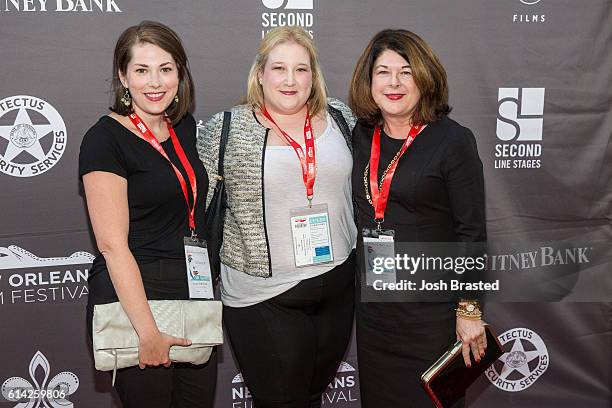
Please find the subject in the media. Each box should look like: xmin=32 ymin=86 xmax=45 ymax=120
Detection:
xmin=174 ymin=95 xmax=179 ymax=104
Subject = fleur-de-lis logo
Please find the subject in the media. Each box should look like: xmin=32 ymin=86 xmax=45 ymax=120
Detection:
xmin=1 ymin=351 xmax=79 ymax=408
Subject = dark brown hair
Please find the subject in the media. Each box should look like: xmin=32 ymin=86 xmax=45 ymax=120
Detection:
xmin=110 ymin=21 xmax=194 ymax=124
xmin=349 ymin=29 xmax=451 ymax=126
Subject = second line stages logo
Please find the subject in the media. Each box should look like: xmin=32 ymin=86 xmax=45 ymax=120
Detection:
xmin=494 ymin=88 xmax=545 ymax=170
xmin=261 ymin=0 xmax=314 ymax=38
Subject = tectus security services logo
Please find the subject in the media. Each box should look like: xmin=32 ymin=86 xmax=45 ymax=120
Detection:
xmin=0 ymin=95 xmax=66 ymax=177
xmin=486 ymin=327 xmax=549 ymax=392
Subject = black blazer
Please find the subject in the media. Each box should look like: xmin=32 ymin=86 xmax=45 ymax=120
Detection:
xmin=352 ymin=116 xmax=486 ymax=244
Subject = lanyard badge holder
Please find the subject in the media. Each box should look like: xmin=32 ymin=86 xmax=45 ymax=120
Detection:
xmin=290 ymin=204 xmax=333 ymax=267
xmin=129 ymin=113 xmax=213 ymax=299
xmin=262 ymin=106 xmax=334 ymax=268
xmin=363 ymin=125 xmax=424 ymax=285
xmin=363 ymin=228 xmax=396 ymax=286
xmin=182 ymin=236 xmax=213 ymax=299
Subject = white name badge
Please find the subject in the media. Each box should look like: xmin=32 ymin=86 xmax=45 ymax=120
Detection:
xmin=183 ymin=237 xmax=214 ymax=299
xmin=290 ymin=203 xmax=334 ymax=267
xmin=362 ymin=228 xmax=396 ymax=286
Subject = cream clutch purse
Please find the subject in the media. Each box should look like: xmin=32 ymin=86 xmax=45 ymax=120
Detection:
xmin=93 ymin=300 xmax=223 ymax=383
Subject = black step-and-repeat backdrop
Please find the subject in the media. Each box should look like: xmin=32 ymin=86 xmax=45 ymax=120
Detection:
xmin=1 ymin=1 xmax=611 ymax=407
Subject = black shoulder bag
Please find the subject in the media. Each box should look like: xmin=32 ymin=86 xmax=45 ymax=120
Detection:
xmin=204 ymin=111 xmax=231 ymax=285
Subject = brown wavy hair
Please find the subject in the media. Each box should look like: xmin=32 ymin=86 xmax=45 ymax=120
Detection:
xmin=349 ymin=29 xmax=451 ymax=126
xmin=110 ymin=21 xmax=194 ymax=125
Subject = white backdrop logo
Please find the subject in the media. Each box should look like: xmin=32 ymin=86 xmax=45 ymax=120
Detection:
xmin=322 ymin=361 xmax=358 ymax=405
xmin=494 ymin=88 xmax=544 ymax=169
xmin=0 ymin=245 xmax=93 ymax=269
xmin=0 ymin=0 xmax=121 ymax=12
xmin=261 ymin=0 xmax=314 ymax=38
xmin=0 ymin=245 xmax=93 ymax=305
xmin=497 ymin=88 xmax=545 ymax=141
xmin=0 ymin=96 xmax=66 ymax=177
xmin=230 ymin=372 xmax=252 ymax=407
xmin=1 ymin=351 xmax=79 ymax=407
xmin=513 ymin=0 xmax=545 ymax=22
xmin=486 ymin=327 xmax=549 ymax=392
xmin=230 ymin=361 xmax=358 ymax=406
xmin=262 ymin=0 xmax=313 ymax=9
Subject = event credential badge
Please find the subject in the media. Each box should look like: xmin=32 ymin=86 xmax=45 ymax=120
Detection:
xmin=290 ymin=204 xmax=334 ymax=267
xmin=362 ymin=228 xmax=396 ymax=286
xmin=184 ymin=237 xmax=214 ymax=299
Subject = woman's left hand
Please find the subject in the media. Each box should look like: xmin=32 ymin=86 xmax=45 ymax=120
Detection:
xmin=456 ymin=317 xmax=487 ymax=368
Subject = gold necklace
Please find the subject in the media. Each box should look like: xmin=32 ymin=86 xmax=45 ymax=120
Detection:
xmin=363 ymin=143 xmax=405 ymax=206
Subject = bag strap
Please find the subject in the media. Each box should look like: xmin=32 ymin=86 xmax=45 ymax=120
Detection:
xmin=217 ymin=111 xmax=231 ymax=177
xmin=328 ymin=105 xmax=351 ymax=141
xmin=111 ymin=349 xmax=117 ymax=386
xmin=327 ymin=104 xmax=358 ymax=223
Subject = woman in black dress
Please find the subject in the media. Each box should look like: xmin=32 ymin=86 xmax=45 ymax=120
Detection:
xmin=79 ymin=21 xmax=216 ymax=407
xmin=348 ymin=29 xmax=487 ymax=407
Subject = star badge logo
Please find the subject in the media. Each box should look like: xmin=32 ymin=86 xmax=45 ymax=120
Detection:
xmin=486 ymin=327 xmax=549 ymax=392
xmin=0 ymin=96 xmax=66 ymax=177
xmin=498 ymin=337 xmax=542 ymax=378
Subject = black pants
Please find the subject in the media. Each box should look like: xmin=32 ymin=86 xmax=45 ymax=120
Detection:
xmin=223 ymin=251 xmax=356 ymax=408
xmin=87 ymin=259 xmax=218 ymax=408
xmin=111 ymin=355 xmax=217 ymax=408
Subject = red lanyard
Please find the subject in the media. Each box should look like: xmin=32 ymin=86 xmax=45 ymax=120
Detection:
xmin=369 ymin=125 xmax=424 ymax=226
xmin=128 ymin=113 xmax=198 ymax=234
xmin=261 ymin=106 xmax=316 ymax=205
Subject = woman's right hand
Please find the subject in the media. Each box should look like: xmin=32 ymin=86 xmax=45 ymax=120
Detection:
xmin=138 ymin=331 xmax=192 ymax=369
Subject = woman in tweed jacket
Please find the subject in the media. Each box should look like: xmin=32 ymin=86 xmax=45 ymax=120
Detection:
xmin=198 ymin=27 xmax=357 ymax=408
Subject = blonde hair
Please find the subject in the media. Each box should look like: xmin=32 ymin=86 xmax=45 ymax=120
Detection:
xmin=246 ymin=27 xmax=327 ymax=117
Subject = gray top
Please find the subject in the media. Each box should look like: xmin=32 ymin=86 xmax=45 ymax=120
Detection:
xmin=221 ymin=114 xmax=357 ymax=307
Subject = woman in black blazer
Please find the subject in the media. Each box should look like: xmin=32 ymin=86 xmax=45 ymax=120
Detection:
xmin=348 ymin=29 xmax=487 ymax=407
